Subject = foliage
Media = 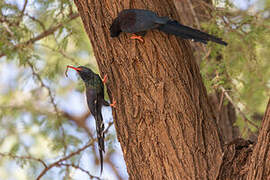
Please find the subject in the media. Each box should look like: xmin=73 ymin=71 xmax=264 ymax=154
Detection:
xmin=200 ymin=0 xmax=270 ymax=137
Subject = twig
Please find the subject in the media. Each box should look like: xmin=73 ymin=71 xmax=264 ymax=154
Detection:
xmin=20 ymin=0 xmax=28 ymax=17
xmin=25 ymin=13 xmax=46 ymax=30
xmin=0 ymin=13 xmax=79 ymax=58
xmin=27 ymin=61 xmax=59 ymax=115
xmin=202 ymin=47 xmax=212 ymax=60
xmin=61 ymin=125 xmax=68 ymax=156
xmin=36 ymin=140 xmax=94 ymax=180
xmin=104 ymin=122 xmax=114 ymax=135
xmin=220 ymin=86 xmax=259 ymax=129
xmin=58 ymin=163 xmax=101 ymax=180
xmin=37 ymin=44 xmax=77 ymax=63
xmin=0 ymin=152 xmax=47 ymax=168
xmin=27 ymin=60 xmax=68 ymax=159
xmin=218 ymin=90 xmax=225 ymax=111
xmin=36 ymin=123 xmax=114 ymax=180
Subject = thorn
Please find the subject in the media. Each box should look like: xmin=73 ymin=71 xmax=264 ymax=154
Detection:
xmin=110 ymin=99 xmax=116 ymax=108
xmin=102 ymin=74 xmax=108 ymax=84
xmin=130 ymin=34 xmax=144 ymax=43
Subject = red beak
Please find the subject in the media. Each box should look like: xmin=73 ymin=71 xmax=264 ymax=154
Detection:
xmin=65 ymin=65 xmax=82 ymax=77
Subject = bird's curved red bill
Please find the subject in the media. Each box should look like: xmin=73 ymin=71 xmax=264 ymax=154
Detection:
xmin=65 ymin=65 xmax=82 ymax=77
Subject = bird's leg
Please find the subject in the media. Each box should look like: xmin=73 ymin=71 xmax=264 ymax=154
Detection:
xmin=102 ymin=74 xmax=108 ymax=84
xmin=130 ymin=34 xmax=144 ymax=43
xmin=101 ymin=74 xmax=116 ymax=108
xmin=102 ymin=98 xmax=116 ymax=108
xmin=110 ymin=98 xmax=116 ymax=108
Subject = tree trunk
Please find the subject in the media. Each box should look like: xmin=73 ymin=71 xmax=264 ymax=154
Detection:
xmin=74 ymin=0 xmax=222 ymax=179
xmin=74 ymin=1 xmax=270 ymax=179
xmin=247 ymin=100 xmax=270 ymax=179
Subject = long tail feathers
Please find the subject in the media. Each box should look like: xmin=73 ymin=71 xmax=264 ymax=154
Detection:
xmin=158 ymin=20 xmax=227 ymax=46
xmin=94 ymin=110 xmax=105 ymax=175
xmin=99 ymin=148 xmax=103 ymax=175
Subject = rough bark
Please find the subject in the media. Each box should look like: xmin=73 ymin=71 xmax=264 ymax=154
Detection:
xmin=173 ymin=0 xmax=212 ymax=64
xmin=217 ymin=99 xmax=270 ymax=180
xmin=74 ymin=0 xmax=222 ymax=179
xmin=217 ymin=138 xmax=254 ymax=180
xmin=247 ymin=100 xmax=270 ymax=179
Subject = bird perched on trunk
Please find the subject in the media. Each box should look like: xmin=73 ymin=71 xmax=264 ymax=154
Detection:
xmin=110 ymin=9 xmax=227 ymax=46
xmin=65 ymin=65 xmax=116 ymax=175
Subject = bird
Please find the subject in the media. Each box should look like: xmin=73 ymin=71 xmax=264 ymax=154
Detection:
xmin=110 ymin=9 xmax=227 ymax=46
xmin=65 ymin=65 xmax=116 ymax=175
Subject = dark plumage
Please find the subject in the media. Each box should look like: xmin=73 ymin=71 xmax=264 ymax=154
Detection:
xmin=110 ymin=9 xmax=227 ymax=46
xmin=66 ymin=65 xmax=115 ymax=175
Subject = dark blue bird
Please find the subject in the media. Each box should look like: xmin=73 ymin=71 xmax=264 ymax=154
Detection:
xmin=110 ymin=9 xmax=227 ymax=45
xmin=66 ymin=65 xmax=116 ymax=175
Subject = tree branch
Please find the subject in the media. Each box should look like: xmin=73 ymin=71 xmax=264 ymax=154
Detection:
xmin=220 ymin=86 xmax=259 ymax=129
xmin=0 ymin=13 xmax=79 ymax=58
xmin=0 ymin=152 xmax=47 ymax=168
xmin=27 ymin=60 xmax=70 ymax=158
xmin=27 ymin=61 xmax=59 ymax=115
xmin=36 ymin=122 xmax=114 ymax=180
xmin=58 ymin=163 xmax=101 ymax=180
xmin=36 ymin=140 xmax=94 ymax=180
xmin=20 ymin=0 xmax=28 ymax=17
xmin=25 ymin=13 xmax=46 ymax=30
xmin=37 ymin=44 xmax=77 ymax=63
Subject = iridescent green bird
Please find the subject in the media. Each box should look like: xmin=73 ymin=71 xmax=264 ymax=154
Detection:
xmin=66 ymin=65 xmax=116 ymax=174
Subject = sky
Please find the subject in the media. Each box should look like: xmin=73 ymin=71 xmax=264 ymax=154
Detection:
xmin=232 ymin=0 xmax=257 ymax=9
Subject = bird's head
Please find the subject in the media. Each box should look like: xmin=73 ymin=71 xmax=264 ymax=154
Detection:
xmin=66 ymin=65 xmax=95 ymax=82
xmin=110 ymin=18 xmax=121 ymax=37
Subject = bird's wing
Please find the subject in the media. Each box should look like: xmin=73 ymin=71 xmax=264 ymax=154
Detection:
xmin=119 ymin=9 xmax=160 ymax=33
xmin=86 ymin=88 xmax=105 ymax=174
xmin=119 ymin=10 xmax=137 ymax=32
xmin=86 ymin=88 xmax=97 ymax=114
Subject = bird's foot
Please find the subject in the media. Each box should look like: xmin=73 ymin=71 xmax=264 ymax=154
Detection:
xmin=130 ymin=34 xmax=144 ymax=43
xmin=110 ymin=99 xmax=116 ymax=108
xmin=102 ymin=74 xmax=108 ymax=84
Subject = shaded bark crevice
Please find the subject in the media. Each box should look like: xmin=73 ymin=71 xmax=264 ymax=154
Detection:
xmin=209 ymin=92 xmax=239 ymax=143
xmin=218 ymin=138 xmax=254 ymax=180
xmin=218 ymin=99 xmax=270 ymax=180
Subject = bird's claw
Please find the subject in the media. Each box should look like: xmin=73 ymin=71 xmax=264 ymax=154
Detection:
xmin=102 ymin=74 xmax=108 ymax=84
xmin=130 ymin=35 xmax=144 ymax=43
xmin=110 ymin=99 xmax=116 ymax=108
